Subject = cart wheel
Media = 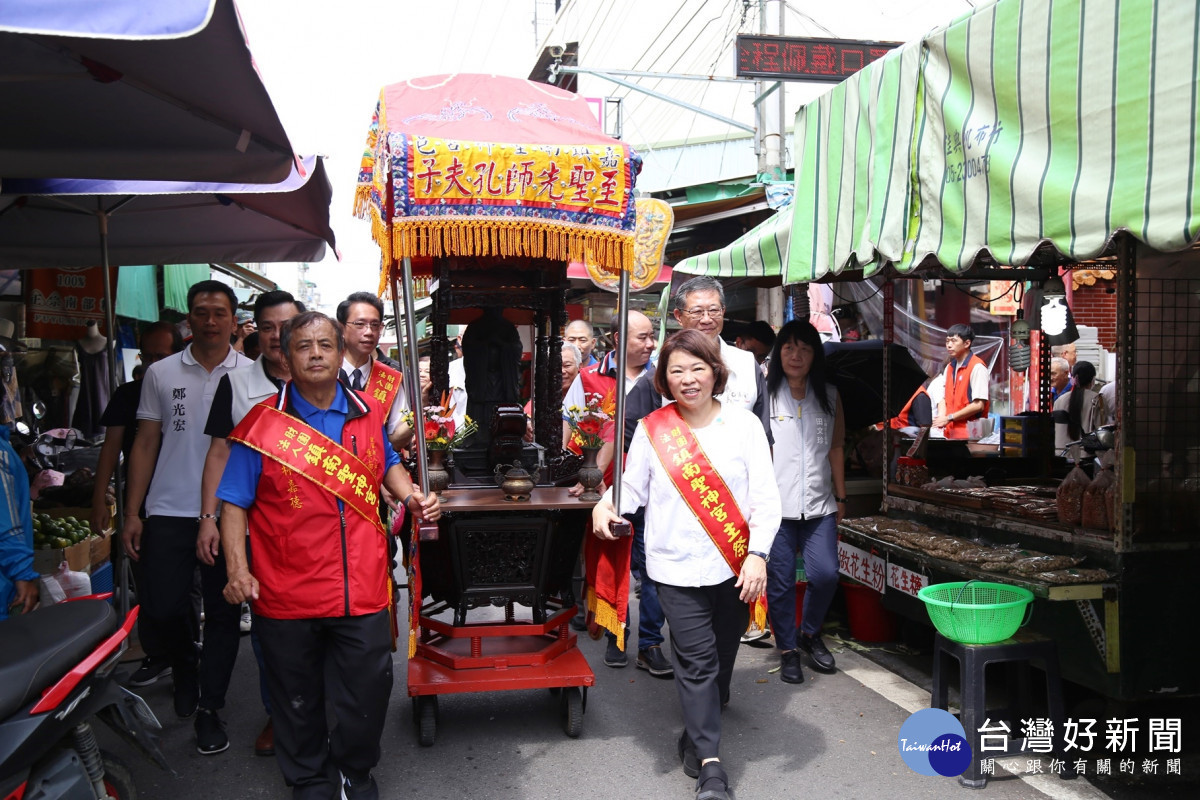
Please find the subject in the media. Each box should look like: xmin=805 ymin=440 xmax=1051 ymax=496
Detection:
xmin=560 ymin=687 xmax=583 ymax=738
xmin=416 ymin=696 xmax=437 ymax=747
xmin=548 ymin=686 xmax=561 ymax=697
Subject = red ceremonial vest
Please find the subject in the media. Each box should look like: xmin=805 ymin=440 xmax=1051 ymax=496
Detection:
xmin=890 ymin=385 xmax=930 ymax=429
xmin=942 ymin=353 xmax=989 ymax=438
xmin=232 ymin=385 xmax=390 ymax=620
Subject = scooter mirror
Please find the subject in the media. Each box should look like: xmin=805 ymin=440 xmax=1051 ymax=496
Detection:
xmin=31 ymin=401 xmax=46 ymax=420
xmin=14 ymin=421 xmax=30 ymax=436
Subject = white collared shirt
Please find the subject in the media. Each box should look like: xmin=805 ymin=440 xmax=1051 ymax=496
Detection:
xmin=138 ymin=344 xmax=251 ymax=517
xmin=341 ymin=356 xmax=411 ymax=435
xmin=607 ymin=405 xmax=781 ymax=587
xmin=716 ymin=337 xmax=760 ymax=411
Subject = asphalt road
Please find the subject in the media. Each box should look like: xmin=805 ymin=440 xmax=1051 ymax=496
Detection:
xmin=109 ymin=593 xmax=1117 ymax=800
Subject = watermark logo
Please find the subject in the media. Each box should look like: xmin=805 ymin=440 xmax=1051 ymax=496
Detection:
xmin=898 ymin=708 xmax=972 ymax=777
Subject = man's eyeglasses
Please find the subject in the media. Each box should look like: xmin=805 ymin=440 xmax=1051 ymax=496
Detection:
xmin=347 ymin=321 xmax=383 ymax=332
xmin=681 ymin=307 xmax=724 ymax=320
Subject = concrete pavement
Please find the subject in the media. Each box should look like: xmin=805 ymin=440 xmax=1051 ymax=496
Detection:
xmin=112 ymin=596 xmax=1117 ymax=800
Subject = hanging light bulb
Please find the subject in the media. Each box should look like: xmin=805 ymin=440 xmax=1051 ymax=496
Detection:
xmin=1009 ymin=309 xmax=1031 ymax=371
xmin=1040 ymin=274 xmax=1079 ymax=345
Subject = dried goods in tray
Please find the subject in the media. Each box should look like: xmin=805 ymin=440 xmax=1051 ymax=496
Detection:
xmin=1009 ymin=554 xmax=1086 ymax=575
xmin=1032 ymin=568 xmax=1114 ymax=584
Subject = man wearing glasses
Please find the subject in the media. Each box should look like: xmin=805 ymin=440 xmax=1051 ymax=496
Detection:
xmin=336 ymin=292 xmax=411 ymax=449
xmin=624 ymin=276 xmax=771 ymax=439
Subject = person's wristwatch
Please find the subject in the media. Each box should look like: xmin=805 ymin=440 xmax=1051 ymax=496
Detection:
xmin=834 ymin=496 xmax=848 ymax=504
xmin=198 ymin=513 xmax=218 ymax=522
xmin=749 ymin=550 xmax=770 ymax=563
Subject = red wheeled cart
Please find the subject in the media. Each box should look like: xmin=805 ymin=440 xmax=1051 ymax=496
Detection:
xmin=408 ymin=488 xmax=595 ymax=744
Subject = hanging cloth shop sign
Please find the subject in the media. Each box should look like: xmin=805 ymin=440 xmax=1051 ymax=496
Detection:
xmin=23 ymin=267 xmax=115 ymax=339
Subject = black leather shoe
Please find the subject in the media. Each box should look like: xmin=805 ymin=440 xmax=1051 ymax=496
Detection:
xmin=695 ymin=761 xmax=730 ymax=800
xmin=635 ymin=645 xmax=674 ymax=677
xmin=678 ymin=731 xmax=699 ymax=778
xmin=799 ymin=634 xmax=836 ymax=672
xmin=194 ymin=709 xmax=229 ymax=755
xmin=780 ymin=649 xmax=805 ymax=684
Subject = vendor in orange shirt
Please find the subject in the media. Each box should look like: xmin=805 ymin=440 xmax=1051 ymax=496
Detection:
xmin=932 ymin=324 xmax=990 ymax=439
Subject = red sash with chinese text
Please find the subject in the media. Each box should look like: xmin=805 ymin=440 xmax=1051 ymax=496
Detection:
xmin=229 ymin=404 xmax=385 ymax=534
xmin=643 ymin=403 xmax=750 ymax=575
xmin=364 ymin=359 xmax=402 ymax=412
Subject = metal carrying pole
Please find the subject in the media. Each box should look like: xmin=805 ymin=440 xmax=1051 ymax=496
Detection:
xmin=391 ymin=257 xmax=437 ymax=540
xmin=609 ymin=265 xmax=632 ymax=536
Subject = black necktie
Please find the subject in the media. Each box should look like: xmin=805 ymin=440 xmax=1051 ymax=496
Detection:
xmin=352 ymin=370 xmax=364 ymax=391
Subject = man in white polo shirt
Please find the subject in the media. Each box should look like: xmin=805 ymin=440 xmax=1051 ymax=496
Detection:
xmin=123 ymin=279 xmax=251 ymax=756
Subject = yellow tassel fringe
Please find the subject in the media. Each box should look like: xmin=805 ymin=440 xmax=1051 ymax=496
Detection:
xmin=586 ymin=585 xmax=626 ymax=651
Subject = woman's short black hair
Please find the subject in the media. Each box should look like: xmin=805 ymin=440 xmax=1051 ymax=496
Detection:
xmin=653 ymin=329 xmax=728 ymax=401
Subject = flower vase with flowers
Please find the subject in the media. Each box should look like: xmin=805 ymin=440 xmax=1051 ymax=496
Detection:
xmin=564 ymin=390 xmax=615 ymax=501
xmin=400 ymin=393 xmax=478 ymax=494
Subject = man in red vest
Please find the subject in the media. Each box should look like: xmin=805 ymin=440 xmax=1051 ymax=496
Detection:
xmin=216 ymin=312 xmax=439 ymax=800
xmin=932 ymin=323 xmax=990 ymax=439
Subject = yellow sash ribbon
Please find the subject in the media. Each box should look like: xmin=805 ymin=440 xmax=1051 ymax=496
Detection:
xmin=229 ymin=403 xmax=385 ymax=535
xmin=643 ymin=404 xmax=750 ymax=576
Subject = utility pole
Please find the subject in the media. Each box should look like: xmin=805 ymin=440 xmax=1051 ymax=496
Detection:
xmin=757 ymin=0 xmax=786 ymax=327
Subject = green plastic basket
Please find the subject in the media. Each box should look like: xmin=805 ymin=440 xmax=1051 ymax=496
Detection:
xmin=917 ymin=581 xmax=1034 ymax=644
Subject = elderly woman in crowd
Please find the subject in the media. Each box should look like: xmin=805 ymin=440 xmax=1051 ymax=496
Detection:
xmin=764 ymin=320 xmax=846 ymax=685
xmin=592 ymin=329 xmax=780 ymax=800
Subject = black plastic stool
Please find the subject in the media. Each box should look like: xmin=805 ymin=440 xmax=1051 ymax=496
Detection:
xmin=931 ymin=633 xmax=1076 ymax=788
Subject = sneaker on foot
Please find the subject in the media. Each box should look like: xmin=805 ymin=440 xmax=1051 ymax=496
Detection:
xmin=635 ymin=645 xmax=674 ymax=677
xmin=194 ymin=709 xmax=229 ymax=755
xmin=740 ymin=622 xmax=770 ymax=645
xmin=342 ymin=773 xmax=378 ymax=800
xmin=603 ymin=636 xmax=628 ymax=668
xmin=799 ymin=633 xmax=836 ymax=672
xmin=127 ymin=656 xmax=172 ymax=688
xmin=780 ymin=649 xmax=805 ymax=684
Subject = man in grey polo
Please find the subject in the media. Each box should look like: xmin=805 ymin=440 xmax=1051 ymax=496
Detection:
xmin=123 ymin=279 xmax=251 ymax=756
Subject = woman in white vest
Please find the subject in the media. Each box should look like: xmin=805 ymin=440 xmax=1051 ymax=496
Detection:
xmin=764 ymin=320 xmax=846 ymax=685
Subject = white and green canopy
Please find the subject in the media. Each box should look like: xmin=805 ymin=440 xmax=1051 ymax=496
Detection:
xmin=784 ymin=0 xmax=1200 ymax=283
xmin=673 ymin=203 xmax=792 ymax=280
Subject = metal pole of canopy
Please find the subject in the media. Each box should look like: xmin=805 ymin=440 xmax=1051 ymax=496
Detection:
xmin=96 ymin=203 xmax=129 ymax=617
xmin=609 ymin=265 xmax=632 ymax=537
xmin=390 ymin=256 xmax=437 ymax=540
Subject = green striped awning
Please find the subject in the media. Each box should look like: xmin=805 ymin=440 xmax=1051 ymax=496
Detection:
xmin=674 ymin=205 xmax=792 ymax=279
xmin=786 ymin=0 xmax=1200 ymax=282
xmin=786 ymin=38 xmax=924 ymax=283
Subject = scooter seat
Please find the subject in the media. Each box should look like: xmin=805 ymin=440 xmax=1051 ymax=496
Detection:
xmin=0 ymin=600 xmax=117 ymax=719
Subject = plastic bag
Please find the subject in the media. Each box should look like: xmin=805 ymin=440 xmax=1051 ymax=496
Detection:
xmin=1083 ymin=469 xmax=1115 ymax=531
xmin=1056 ymin=458 xmax=1091 ymax=526
xmin=39 ymin=573 xmax=67 ymax=605
xmin=53 ymin=562 xmax=92 ymax=599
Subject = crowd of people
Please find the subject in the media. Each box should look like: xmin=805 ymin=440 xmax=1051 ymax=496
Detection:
xmin=68 ymin=276 xmax=860 ymax=800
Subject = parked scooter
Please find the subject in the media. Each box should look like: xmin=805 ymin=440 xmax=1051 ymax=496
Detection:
xmin=0 ymin=599 xmax=170 ymax=800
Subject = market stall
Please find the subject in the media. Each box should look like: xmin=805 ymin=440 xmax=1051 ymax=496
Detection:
xmin=0 ymin=157 xmax=337 ymax=607
xmin=355 ymin=73 xmax=641 ymax=743
xmin=780 ymin=0 xmax=1200 ymax=701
